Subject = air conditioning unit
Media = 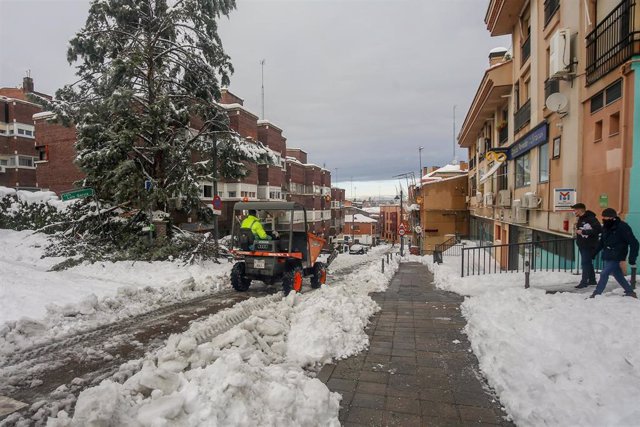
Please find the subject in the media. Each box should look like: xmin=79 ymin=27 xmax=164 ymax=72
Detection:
xmin=475 ymin=191 xmax=483 ymax=204
xmin=511 ymin=200 xmax=528 ymax=224
xmin=484 ymin=192 xmax=494 ymax=206
xmin=523 ymin=192 xmax=542 ymax=209
xmin=497 ymin=189 xmax=511 ymax=207
xmin=0 ymin=165 xmax=5 ymax=173
xmin=550 ymin=28 xmax=572 ymax=78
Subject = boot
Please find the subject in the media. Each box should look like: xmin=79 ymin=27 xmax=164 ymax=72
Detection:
xmin=624 ymin=291 xmax=638 ymax=298
xmin=575 ymin=283 xmax=590 ymax=289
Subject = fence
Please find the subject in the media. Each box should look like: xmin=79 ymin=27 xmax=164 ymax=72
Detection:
xmin=459 ymin=238 xmax=605 ymax=277
xmin=433 ymin=234 xmax=460 ymax=263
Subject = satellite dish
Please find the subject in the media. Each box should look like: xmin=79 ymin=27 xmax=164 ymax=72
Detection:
xmin=545 ymin=92 xmax=569 ymax=113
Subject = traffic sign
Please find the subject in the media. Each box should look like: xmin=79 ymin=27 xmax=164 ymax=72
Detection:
xmin=398 ymin=224 xmax=406 ymax=236
xmin=61 ymin=188 xmax=94 ymax=201
xmin=212 ymin=195 xmax=222 ymax=210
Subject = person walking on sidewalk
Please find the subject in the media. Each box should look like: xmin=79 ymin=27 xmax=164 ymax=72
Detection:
xmin=591 ymin=208 xmax=639 ymax=298
xmin=572 ymin=203 xmax=602 ymax=289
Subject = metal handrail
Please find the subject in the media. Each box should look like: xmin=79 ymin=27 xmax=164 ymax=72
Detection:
xmin=460 ymin=237 xmax=600 ymax=277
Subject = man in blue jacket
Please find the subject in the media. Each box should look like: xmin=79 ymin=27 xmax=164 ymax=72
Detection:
xmin=591 ymin=208 xmax=638 ymax=298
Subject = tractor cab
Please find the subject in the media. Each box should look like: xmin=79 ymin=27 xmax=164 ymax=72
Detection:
xmin=230 ymin=201 xmax=334 ymax=295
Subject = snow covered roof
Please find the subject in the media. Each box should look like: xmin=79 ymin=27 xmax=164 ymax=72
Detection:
xmin=421 ymin=163 xmax=468 ymax=181
xmin=345 ymin=214 xmax=378 ymax=223
xmin=489 ymin=46 xmax=508 ymax=54
xmin=362 ymin=207 xmax=381 ymax=214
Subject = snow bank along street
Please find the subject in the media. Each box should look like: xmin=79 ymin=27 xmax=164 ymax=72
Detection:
xmin=41 ymin=248 xmax=399 ymax=426
xmin=424 ymin=253 xmax=640 ymax=427
xmin=0 ymin=224 xmax=399 ymax=425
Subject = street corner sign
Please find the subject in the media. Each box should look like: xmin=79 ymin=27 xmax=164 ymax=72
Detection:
xmin=61 ymin=187 xmax=95 ymax=201
xmin=211 ymin=195 xmax=222 ymax=215
xmin=554 ymin=188 xmax=576 ymax=211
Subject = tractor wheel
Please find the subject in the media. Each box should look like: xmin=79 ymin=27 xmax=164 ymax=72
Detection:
xmin=282 ymin=265 xmax=304 ymax=296
xmin=231 ymin=262 xmax=251 ymax=292
xmin=310 ymin=262 xmax=327 ymax=289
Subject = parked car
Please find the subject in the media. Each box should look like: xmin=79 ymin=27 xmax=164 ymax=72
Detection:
xmin=349 ymin=244 xmax=366 ymax=255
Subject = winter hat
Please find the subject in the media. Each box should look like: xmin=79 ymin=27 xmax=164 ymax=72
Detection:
xmin=602 ymin=208 xmax=617 ymax=218
xmin=571 ymin=203 xmax=586 ymax=209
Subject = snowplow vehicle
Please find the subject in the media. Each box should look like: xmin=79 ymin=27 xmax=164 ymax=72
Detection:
xmin=230 ymin=202 xmax=338 ymax=295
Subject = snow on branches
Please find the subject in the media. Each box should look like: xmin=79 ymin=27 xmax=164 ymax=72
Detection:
xmin=51 ymin=0 xmax=273 ymax=212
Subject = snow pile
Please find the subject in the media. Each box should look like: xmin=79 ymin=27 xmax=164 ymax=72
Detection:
xmin=0 ymin=229 xmax=232 ymax=356
xmin=424 ymin=247 xmax=640 ymax=426
xmin=0 ymin=186 xmax=70 ymax=212
xmin=48 ymin=252 xmax=400 ymax=426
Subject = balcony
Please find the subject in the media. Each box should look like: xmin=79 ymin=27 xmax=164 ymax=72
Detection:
xmin=544 ymin=0 xmax=560 ymax=27
xmin=521 ymin=35 xmax=531 ymax=64
xmin=514 ymin=99 xmax=531 ymax=132
xmin=586 ymin=0 xmax=639 ymax=85
xmin=544 ymin=78 xmax=560 ymax=102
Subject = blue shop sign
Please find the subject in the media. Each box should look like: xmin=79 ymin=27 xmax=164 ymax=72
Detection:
xmin=509 ymin=122 xmax=548 ymax=159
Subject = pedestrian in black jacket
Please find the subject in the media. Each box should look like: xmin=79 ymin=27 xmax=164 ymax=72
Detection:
xmin=591 ymin=208 xmax=639 ymax=298
xmin=572 ymin=203 xmax=602 ymax=288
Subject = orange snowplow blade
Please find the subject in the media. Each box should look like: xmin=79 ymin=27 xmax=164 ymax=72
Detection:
xmin=307 ymin=233 xmax=326 ymax=264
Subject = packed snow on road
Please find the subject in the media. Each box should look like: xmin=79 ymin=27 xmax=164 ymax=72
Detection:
xmin=416 ymin=253 xmax=640 ymax=427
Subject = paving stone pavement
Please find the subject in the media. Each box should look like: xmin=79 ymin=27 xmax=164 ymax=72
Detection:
xmin=318 ymin=261 xmax=514 ymax=427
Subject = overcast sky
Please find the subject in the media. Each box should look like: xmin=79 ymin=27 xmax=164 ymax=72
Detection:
xmin=0 ymin=0 xmax=508 ymax=198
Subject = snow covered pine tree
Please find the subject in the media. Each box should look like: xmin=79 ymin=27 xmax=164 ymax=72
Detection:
xmin=52 ymin=0 xmax=275 ymax=213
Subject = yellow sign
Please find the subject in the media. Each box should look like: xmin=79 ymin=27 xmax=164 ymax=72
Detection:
xmin=486 ymin=151 xmax=507 ymax=163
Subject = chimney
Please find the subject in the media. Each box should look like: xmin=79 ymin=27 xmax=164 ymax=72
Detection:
xmin=23 ymin=75 xmax=34 ymax=93
xmin=488 ymin=47 xmax=508 ymax=67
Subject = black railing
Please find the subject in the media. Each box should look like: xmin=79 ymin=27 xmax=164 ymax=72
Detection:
xmin=544 ymin=0 xmax=560 ymax=27
xmin=544 ymin=78 xmax=560 ymax=101
xmin=499 ymin=125 xmax=508 ymax=144
xmin=514 ymin=99 xmax=531 ymax=132
xmin=460 ymin=238 xmax=607 ymax=277
xmin=521 ymin=35 xmax=531 ymax=63
xmin=433 ymin=234 xmax=461 ymax=264
xmin=586 ymin=0 xmax=639 ymax=85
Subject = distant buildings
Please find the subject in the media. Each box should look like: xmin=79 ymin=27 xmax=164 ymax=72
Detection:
xmin=0 ymin=77 xmax=46 ymax=190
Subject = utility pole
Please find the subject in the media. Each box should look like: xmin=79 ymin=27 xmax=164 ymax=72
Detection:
xmin=260 ymin=59 xmax=266 ymax=119
xmin=452 ymin=105 xmax=457 ymax=163
xmin=419 ymin=146 xmax=424 ymax=184
xmin=400 ymin=188 xmax=404 ymax=257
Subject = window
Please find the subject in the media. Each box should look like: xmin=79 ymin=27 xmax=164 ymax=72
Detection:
xmin=18 ymin=128 xmax=25 ymax=135
xmin=36 ymin=145 xmax=49 ymax=161
xmin=539 ymin=143 xmax=549 ymax=183
xmin=595 ymin=120 xmax=603 ymax=142
xmin=202 ymin=185 xmax=213 ymax=198
xmin=228 ymin=191 xmax=237 ymax=198
xmin=497 ymin=163 xmax=508 ymax=191
xmin=18 ymin=156 xmax=34 ymax=167
xmin=25 ymin=129 xmax=33 ymax=137
xmin=590 ymin=92 xmax=604 ymax=113
xmin=606 ymin=80 xmax=622 ymax=104
xmin=7 ymin=157 xmax=16 ymax=166
xmin=0 ymin=158 xmax=7 ymax=166
xmin=515 ymin=153 xmax=531 ymax=188
xmin=609 ymin=112 xmax=620 ymax=135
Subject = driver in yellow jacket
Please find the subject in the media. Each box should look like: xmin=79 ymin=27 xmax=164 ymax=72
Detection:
xmin=241 ymin=209 xmax=271 ymax=240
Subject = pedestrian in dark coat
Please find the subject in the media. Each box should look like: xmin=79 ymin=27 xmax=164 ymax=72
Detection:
xmin=572 ymin=203 xmax=602 ymax=288
xmin=591 ymin=208 xmax=639 ymax=298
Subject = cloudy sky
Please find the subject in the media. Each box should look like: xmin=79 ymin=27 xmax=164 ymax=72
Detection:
xmin=0 ymin=0 xmax=508 ymax=198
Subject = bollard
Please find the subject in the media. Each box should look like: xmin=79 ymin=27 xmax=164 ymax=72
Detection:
xmin=386 ymin=253 xmax=389 ymax=264
xmin=524 ymin=260 xmax=530 ymax=289
xmin=631 ymin=265 xmax=637 ymax=290
xmin=382 ymin=258 xmax=385 ymax=273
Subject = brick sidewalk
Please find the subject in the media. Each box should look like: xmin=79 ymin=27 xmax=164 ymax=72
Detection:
xmin=318 ymin=262 xmax=513 ymax=427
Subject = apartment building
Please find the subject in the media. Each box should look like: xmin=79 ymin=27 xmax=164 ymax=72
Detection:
xmin=460 ymin=0 xmax=640 ymax=269
xmin=330 ymin=187 xmax=346 ymax=239
xmin=0 ymin=77 xmax=45 ymax=190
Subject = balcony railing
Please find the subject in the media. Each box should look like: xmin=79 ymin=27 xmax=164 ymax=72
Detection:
xmin=544 ymin=0 xmax=560 ymax=27
xmin=544 ymin=78 xmax=560 ymax=102
xmin=498 ymin=125 xmax=508 ymax=144
xmin=521 ymin=35 xmax=531 ymax=63
xmin=586 ymin=0 xmax=639 ymax=85
xmin=514 ymin=99 xmax=531 ymax=132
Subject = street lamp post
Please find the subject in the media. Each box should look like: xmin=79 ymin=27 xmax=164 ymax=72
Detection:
xmin=395 ymin=189 xmax=404 ymax=257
